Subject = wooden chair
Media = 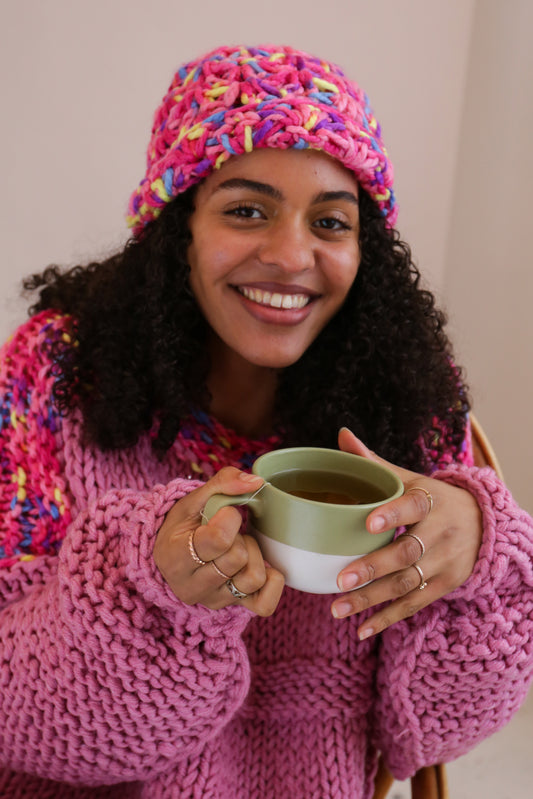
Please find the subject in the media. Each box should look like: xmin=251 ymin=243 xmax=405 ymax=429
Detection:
xmin=372 ymin=413 xmax=504 ymax=799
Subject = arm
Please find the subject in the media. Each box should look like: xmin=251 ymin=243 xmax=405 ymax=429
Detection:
xmin=373 ymin=463 xmax=533 ymax=778
xmin=335 ymin=424 xmax=532 ymax=778
xmin=0 ymin=314 xmax=253 ymax=785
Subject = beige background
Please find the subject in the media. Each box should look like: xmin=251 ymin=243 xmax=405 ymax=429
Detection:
xmin=2 ymin=1 xmax=531 ymax=518
xmin=0 ymin=2 xmax=532 ymax=795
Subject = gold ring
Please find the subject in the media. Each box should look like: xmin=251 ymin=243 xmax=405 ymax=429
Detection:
xmin=405 ymin=486 xmax=434 ymax=515
xmin=211 ymin=560 xmax=231 ymax=581
xmin=413 ymin=563 xmax=428 ymax=590
xmin=188 ymin=529 xmax=208 ymax=566
xmin=400 ymin=531 xmax=425 ymax=562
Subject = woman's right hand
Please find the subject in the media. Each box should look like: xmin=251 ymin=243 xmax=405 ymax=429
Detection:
xmin=153 ymin=467 xmax=285 ymax=616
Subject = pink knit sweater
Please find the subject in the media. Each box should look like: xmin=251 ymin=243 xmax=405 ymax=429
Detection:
xmin=1 ymin=312 xmax=532 ymax=799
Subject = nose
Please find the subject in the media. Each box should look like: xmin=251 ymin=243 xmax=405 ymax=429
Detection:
xmin=257 ymin=218 xmax=315 ymax=274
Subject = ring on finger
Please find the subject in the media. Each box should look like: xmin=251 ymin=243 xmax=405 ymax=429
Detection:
xmin=405 ymin=486 xmax=434 ymax=516
xmin=400 ymin=531 xmax=425 ymax=563
xmin=211 ymin=560 xmax=231 ymax=581
xmin=413 ymin=563 xmax=428 ymax=590
xmin=188 ymin=529 xmax=208 ymax=566
xmin=226 ymin=578 xmax=248 ymax=599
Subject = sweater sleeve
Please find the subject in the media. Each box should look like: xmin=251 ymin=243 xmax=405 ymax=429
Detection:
xmin=373 ymin=463 xmax=533 ymax=780
xmin=0 ymin=313 xmax=253 ymax=786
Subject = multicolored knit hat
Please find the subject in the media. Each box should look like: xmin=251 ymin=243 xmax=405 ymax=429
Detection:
xmin=127 ymin=44 xmax=397 ymax=236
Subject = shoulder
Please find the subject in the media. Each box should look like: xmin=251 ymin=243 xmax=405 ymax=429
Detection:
xmin=0 ymin=311 xmax=76 ymax=567
xmin=1 ymin=309 xmax=74 ymax=363
xmin=1 ymin=310 xmax=76 ymax=394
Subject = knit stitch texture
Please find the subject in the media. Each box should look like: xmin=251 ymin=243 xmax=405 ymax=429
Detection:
xmin=1 ymin=312 xmax=532 ymax=798
xmin=127 ymin=45 xmax=396 ymax=236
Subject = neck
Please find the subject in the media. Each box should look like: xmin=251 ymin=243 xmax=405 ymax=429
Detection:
xmin=206 ymin=337 xmax=278 ymax=438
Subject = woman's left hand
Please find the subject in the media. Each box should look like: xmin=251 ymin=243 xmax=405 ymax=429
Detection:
xmin=332 ymin=427 xmax=483 ymax=640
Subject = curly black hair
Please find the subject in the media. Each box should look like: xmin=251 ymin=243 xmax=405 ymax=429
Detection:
xmin=24 ymin=188 xmax=469 ymax=471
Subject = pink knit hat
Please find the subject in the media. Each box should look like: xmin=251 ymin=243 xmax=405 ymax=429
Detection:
xmin=127 ymin=44 xmax=397 ymax=236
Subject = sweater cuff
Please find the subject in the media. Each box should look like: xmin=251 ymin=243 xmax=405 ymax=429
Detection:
xmin=430 ymin=463 xmax=528 ymax=601
xmin=123 ymin=476 xmax=254 ymax=632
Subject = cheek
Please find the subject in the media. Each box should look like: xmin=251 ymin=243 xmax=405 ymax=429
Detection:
xmin=328 ymin=248 xmax=361 ymax=293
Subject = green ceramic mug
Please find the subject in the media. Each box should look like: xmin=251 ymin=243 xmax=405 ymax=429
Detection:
xmin=203 ymin=447 xmax=404 ymax=594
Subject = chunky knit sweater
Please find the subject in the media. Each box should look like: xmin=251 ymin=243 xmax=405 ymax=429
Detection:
xmin=1 ymin=311 xmax=532 ymax=799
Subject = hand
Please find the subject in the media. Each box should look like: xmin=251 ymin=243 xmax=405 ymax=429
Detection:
xmin=153 ymin=467 xmax=285 ymax=616
xmin=332 ymin=428 xmax=483 ymax=639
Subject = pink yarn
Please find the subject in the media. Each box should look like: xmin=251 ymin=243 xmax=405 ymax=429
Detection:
xmin=127 ymin=45 xmax=397 ymax=236
xmin=1 ymin=313 xmax=532 ymax=797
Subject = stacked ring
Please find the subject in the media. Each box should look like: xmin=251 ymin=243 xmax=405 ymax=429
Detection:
xmin=226 ymin=579 xmax=248 ymax=599
xmin=188 ymin=529 xmax=208 ymax=566
xmin=400 ymin=531 xmax=425 ymax=563
xmin=405 ymin=486 xmax=434 ymax=515
xmin=211 ymin=560 xmax=231 ymax=581
xmin=413 ymin=564 xmax=428 ymax=590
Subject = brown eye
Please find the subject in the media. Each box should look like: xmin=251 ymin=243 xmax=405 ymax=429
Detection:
xmin=225 ymin=204 xmax=264 ymax=219
xmin=314 ymin=216 xmax=351 ymax=231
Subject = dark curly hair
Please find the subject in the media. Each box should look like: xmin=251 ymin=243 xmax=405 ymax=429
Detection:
xmin=24 ymin=188 xmax=469 ymax=471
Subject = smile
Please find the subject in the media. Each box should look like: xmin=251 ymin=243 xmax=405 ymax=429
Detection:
xmin=238 ymin=287 xmax=312 ymax=310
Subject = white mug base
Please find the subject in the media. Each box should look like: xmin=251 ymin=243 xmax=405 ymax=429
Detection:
xmin=253 ymin=531 xmax=367 ymax=594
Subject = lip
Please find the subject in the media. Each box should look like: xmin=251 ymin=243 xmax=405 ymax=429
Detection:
xmin=231 ymin=282 xmax=319 ymax=326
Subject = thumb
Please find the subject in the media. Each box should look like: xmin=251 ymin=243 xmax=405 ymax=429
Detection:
xmin=338 ymin=427 xmax=380 ymax=462
xmin=338 ymin=426 xmax=416 ymax=488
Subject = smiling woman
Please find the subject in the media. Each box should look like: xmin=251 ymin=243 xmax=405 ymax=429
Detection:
xmin=1 ymin=43 xmax=532 ymax=799
xmin=188 ymin=149 xmax=361 ymax=372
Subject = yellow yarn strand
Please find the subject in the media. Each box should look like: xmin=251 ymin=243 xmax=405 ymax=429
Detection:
xmin=244 ymin=126 xmax=253 ymax=153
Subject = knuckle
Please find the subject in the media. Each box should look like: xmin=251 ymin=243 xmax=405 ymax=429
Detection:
xmin=214 ymin=466 xmax=242 ymax=484
xmin=209 ymin=519 xmax=237 ymax=552
xmin=361 ymin=562 xmax=376 ymax=584
xmin=393 ymin=572 xmax=414 ymax=597
xmin=352 ymin=591 xmax=370 ymax=612
xmin=409 ymin=491 xmax=429 ymax=516
xmin=403 ymin=601 xmax=421 ymax=618
xmin=400 ymin=537 xmax=422 ymax=565
xmin=244 ymin=559 xmax=266 ymax=585
xmin=383 ymin=505 xmax=401 ymax=527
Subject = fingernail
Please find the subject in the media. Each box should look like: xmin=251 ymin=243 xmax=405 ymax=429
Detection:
xmin=359 ymin=627 xmax=375 ymax=640
xmin=339 ymin=572 xmax=359 ymax=591
xmin=240 ymin=472 xmax=262 ymax=483
xmin=332 ymin=601 xmax=352 ymax=619
xmin=369 ymin=515 xmax=386 ymax=533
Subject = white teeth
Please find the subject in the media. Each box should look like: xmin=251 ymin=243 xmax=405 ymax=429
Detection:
xmin=240 ymin=287 xmax=310 ymax=310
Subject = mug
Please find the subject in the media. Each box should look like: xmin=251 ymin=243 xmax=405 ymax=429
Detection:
xmin=203 ymin=447 xmax=404 ymax=594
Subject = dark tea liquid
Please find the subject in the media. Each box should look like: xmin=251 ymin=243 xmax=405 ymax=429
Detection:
xmin=269 ymin=469 xmax=387 ymax=505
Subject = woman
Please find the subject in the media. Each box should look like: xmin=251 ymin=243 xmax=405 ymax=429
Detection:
xmin=0 ymin=44 xmax=531 ymax=799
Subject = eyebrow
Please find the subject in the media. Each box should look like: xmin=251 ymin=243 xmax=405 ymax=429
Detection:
xmin=214 ymin=178 xmax=358 ymax=206
xmin=214 ymin=178 xmax=282 ymax=200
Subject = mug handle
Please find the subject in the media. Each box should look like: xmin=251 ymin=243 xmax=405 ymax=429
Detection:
xmin=202 ymin=491 xmax=263 ymax=523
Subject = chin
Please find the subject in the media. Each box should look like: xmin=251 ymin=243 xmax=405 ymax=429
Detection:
xmin=245 ymin=349 xmax=307 ymax=369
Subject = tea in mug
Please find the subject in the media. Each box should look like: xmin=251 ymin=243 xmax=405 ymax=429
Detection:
xmin=269 ymin=468 xmax=388 ymax=505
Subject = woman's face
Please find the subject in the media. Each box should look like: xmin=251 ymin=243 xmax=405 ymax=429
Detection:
xmin=187 ymin=148 xmax=361 ymax=371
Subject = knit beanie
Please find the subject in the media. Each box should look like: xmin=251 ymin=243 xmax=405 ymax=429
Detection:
xmin=127 ymin=44 xmax=397 ymax=236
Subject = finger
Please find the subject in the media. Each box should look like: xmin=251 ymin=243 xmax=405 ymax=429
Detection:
xmin=332 ymin=559 xmax=440 ymax=630
xmin=191 ymin=505 xmax=247 ymax=564
xmin=363 ymin=485 xmax=435 ymax=535
xmin=190 ymin=548 xmax=285 ymax=616
xmin=171 ymin=466 xmax=264 ymax=522
xmin=190 ymin=530 xmax=270 ymax=595
xmin=336 ymin=530 xmax=430 ymax=592
xmin=211 ymin=532 xmax=266 ymax=589
xmin=239 ymin=566 xmax=285 ymax=617
xmin=355 ymin=573 xmax=448 ymax=640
